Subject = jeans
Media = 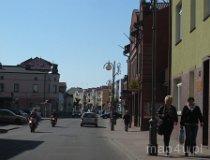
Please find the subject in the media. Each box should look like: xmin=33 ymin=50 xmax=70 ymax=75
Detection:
xmin=184 ymin=124 xmax=198 ymax=153
xmin=163 ymin=127 xmax=173 ymax=153
xmin=124 ymin=122 xmax=130 ymax=131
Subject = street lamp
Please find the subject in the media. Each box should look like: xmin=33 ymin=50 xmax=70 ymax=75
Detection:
xmin=104 ymin=61 xmax=121 ymax=131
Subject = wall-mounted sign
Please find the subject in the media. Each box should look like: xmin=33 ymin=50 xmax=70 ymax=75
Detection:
xmin=196 ymin=80 xmax=203 ymax=92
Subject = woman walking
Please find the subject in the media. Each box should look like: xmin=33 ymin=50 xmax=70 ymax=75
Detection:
xmin=158 ymin=95 xmax=178 ymax=156
xmin=180 ymin=97 xmax=203 ymax=157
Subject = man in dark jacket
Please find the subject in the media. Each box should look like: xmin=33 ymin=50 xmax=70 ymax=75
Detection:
xmin=180 ymin=97 xmax=203 ymax=157
xmin=123 ymin=110 xmax=131 ymax=132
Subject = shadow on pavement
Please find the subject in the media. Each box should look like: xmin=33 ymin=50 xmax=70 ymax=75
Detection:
xmin=158 ymin=155 xmax=184 ymax=158
xmin=0 ymin=139 xmax=44 ymax=160
xmin=158 ymin=154 xmax=210 ymax=159
xmin=128 ymin=130 xmax=140 ymax=132
xmin=82 ymin=125 xmax=106 ymax=128
xmin=34 ymin=131 xmax=52 ymax=133
xmin=97 ymin=126 xmax=107 ymax=128
xmin=54 ymin=126 xmax=67 ymax=128
xmin=194 ymin=155 xmax=210 ymax=159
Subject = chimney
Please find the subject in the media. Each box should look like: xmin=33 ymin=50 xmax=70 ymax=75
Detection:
xmin=51 ymin=64 xmax=58 ymax=74
xmin=141 ymin=1 xmax=152 ymax=15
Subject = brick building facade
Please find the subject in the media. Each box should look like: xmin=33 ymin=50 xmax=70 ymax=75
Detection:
xmin=124 ymin=2 xmax=170 ymax=130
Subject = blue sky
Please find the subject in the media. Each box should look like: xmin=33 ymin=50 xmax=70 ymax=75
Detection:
xmin=0 ymin=0 xmax=139 ymax=89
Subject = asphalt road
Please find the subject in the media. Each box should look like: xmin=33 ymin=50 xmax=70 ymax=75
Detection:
xmin=0 ymin=118 xmax=129 ymax=160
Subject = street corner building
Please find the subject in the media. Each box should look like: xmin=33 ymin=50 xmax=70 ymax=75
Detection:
xmin=123 ymin=1 xmax=170 ymax=131
xmin=0 ymin=57 xmax=60 ymax=116
xmin=171 ymin=0 xmax=210 ymax=146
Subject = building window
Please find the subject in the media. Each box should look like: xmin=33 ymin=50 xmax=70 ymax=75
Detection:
xmin=0 ymin=83 xmax=4 ymax=92
xmin=0 ymin=76 xmax=4 ymax=80
xmin=53 ymin=85 xmax=57 ymax=93
xmin=176 ymin=2 xmax=182 ymax=44
xmin=204 ymin=0 xmax=210 ymax=20
xmin=14 ymin=83 xmax=20 ymax=93
xmin=33 ymin=84 xmax=39 ymax=93
xmin=190 ymin=0 xmax=196 ymax=31
xmin=34 ymin=77 xmax=38 ymax=81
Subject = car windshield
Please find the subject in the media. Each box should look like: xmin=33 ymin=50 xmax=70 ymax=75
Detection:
xmin=19 ymin=110 xmax=26 ymax=114
xmin=10 ymin=109 xmax=20 ymax=115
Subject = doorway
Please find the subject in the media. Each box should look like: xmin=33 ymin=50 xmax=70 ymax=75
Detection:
xmin=203 ymin=60 xmax=209 ymax=146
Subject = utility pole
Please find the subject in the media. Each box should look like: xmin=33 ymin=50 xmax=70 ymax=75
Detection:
xmin=148 ymin=0 xmax=158 ymax=156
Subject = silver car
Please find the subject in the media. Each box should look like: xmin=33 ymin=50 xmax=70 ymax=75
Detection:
xmin=81 ymin=112 xmax=98 ymax=127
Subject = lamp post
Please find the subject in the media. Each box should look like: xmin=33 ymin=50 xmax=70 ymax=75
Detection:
xmin=104 ymin=61 xmax=121 ymax=131
xmin=148 ymin=0 xmax=158 ymax=156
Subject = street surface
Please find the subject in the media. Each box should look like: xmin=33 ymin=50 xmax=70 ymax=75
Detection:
xmin=0 ymin=118 xmax=129 ymax=160
xmin=1 ymin=118 xmax=210 ymax=160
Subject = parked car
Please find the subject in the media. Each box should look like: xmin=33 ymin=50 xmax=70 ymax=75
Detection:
xmin=0 ymin=109 xmax=27 ymax=124
xmin=100 ymin=112 xmax=110 ymax=119
xmin=100 ymin=112 xmax=122 ymax=119
xmin=81 ymin=112 xmax=98 ymax=127
xmin=72 ymin=111 xmax=82 ymax=118
xmin=22 ymin=108 xmax=32 ymax=115
xmin=7 ymin=108 xmax=29 ymax=118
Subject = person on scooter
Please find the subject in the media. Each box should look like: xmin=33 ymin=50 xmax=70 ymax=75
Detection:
xmin=29 ymin=108 xmax=39 ymax=126
xmin=51 ymin=111 xmax=58 ymax=121
xmin=51 ymin=110 xmax=58 ymax=118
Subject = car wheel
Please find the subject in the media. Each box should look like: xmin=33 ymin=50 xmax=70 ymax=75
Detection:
xmin=95 ymin=124 xmax=98 ymax=127
xmin=80 ymin=123 xmax=83 ymax=127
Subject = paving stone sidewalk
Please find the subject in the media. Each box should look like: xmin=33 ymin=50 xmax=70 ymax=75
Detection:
xmin=103 ymin=119 xmax=210 ymax=160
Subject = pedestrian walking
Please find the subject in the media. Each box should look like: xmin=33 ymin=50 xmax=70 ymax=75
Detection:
xmin=180 ymin=97 xmax=203 ymax=157
xmin=123 ymin=110 xmax=131 ymax=131
xmin=157 ymin=95 xmax=178 ymax=156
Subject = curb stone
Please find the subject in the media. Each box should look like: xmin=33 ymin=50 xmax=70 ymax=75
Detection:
xmin=0 ymin=129 xmax=8 ymax=133
xmin=0 ymin=127 xmax=20 ymax=133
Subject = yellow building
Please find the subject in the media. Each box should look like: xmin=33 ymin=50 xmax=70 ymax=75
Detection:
xmin=172 ymin=0 xmax=210 ymax=146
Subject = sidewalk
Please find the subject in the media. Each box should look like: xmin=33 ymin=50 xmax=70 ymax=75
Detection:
xmin=103 ymin=119 xmax=210 ymax=160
